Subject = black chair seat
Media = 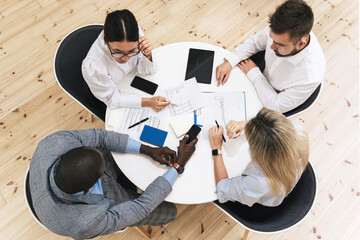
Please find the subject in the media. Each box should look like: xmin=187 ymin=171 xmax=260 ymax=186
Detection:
xmin=283 ymin=84 xmax=322 ymax=117
xmin=214 ymin=163 xmax=316 ymax=233
xmin=54 ymin=25 xmax=106 ymax=121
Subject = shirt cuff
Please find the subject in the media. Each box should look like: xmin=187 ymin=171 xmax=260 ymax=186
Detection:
xmin=225 ymin=53 xmax=241 ymax=68
xmin=216 ymin=178 xmax=231 ymax=203
xmin=146 ymin=51 xmax=159 ymax=73
xmin=123 ymin=95 xmax=143 ymax=108
xmin=125 ymin=138 xmax=141 ymax=153
xmin=246 ymin=67 xmax=262 ymax=83
xmin=162 ymin=167 xmax=178 ymax=186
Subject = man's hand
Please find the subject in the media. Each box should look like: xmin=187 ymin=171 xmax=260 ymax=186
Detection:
xmin=216 ymin=60 xmax=232 ymax=86
xmin=237 ymin=59 xmax=257 ymax=74
xmin=142 ymin=96 xmax=170 ymax=112
xmin=226 ymin=120 xmax=247 ymax=139
xmin=140 ymin=145 xmax=176 ymax=166
xmin=176 ymin=135 xmax=198 ymax=167
xmin=139 ymin=36 xmax=153 ymax=61
xmin=209 ymin=126 xmax=224 ymax=149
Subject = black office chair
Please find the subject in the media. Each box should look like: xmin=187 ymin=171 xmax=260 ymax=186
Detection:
xmin=214 ymin=163 xmax=317 ymax=240
xmin=54 ymin=24 xmax=107 ymax=122
xmin=24 ymin=168 xmax=50 ymax=231
xmin=283 ymin=84 xmax=322 ymax=117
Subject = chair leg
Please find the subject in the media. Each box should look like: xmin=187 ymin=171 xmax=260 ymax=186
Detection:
xmin=135 ymin=225 xmax=152 ymax=239
xmin=242 ymin=229 xmax=249 ymax=240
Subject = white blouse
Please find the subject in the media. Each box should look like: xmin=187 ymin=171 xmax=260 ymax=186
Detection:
xmin=81 ymin=28 xmax=158 ymax=108
xmin=225 ymin=26 xmax=325 ymax=113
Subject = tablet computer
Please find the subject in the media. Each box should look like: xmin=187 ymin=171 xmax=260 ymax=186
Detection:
xmin=185 ymin=48 xmax=214 ymax=84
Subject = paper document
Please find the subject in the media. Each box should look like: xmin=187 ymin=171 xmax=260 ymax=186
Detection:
xmin=162 ymin=78 xmax=206 ymax=117
xmin=196 ymin=92 xmax=247 ymax=139
xmin=109 ymin=107 xmax=164 ymax=139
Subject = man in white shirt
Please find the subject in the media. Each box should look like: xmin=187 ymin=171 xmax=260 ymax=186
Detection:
xmin=216 ymin=0 xmax=325 ymax=113
xmin=82 ymin=10 xmax=170 ymax=112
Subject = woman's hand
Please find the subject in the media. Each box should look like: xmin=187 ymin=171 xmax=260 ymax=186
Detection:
xmin=209 ymin=126 xmax=224 ymax=149
xmin=226 ymin=120 xmax=247 ymax=139
xmin=139 ymin=36 xmax=153 ymax=61
xmin=142 ymin=96 xmax=170 ymax=112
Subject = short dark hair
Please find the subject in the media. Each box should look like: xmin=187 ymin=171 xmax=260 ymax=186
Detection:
xmin=269 ymin=0 xmax=314 ymax=42
xmin=104 ymin=9 xmax=139 ymax=43
xmin=54 ymin=146 xmax=105 ymax=194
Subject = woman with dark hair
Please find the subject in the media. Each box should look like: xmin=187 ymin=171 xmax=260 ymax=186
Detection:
xmin=82 ymin=9 xmax=169 ymax=112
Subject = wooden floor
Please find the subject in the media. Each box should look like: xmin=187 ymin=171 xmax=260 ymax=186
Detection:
xmin=0 ymin=0 xmax=358 ymax=239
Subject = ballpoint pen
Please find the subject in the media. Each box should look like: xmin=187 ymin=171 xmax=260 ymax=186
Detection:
xmin=215 ymin=120 xmax=226 ymax=143
xmin=128 ymin=117 xmax=149 ymax=129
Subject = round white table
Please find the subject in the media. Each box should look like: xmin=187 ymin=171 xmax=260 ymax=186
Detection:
xmin=105 ymin=42 xmax=263 ymax=204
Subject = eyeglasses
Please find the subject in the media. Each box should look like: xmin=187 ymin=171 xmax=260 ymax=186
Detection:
xmin=107 ymin=42 xmax=140 ymax=60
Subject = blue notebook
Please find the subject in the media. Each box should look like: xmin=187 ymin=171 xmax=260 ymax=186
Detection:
xmin=140 ymin=125 xmax=168 ymax=147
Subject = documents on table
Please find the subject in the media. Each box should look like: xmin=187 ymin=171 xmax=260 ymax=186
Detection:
xmin=196 ymin=92 xmax=247 ymax=139
xmin=162 ymin=77 xmax=206 ymax=117
xmin=108 ymin=81 xmax=246 ymax=142
xmin=108 ymin=107 xmax=164 ymax=139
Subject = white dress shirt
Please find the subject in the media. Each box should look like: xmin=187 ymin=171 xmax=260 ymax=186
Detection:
xmin=225 ymin=26 xmax=325 ymax=113
xmin=82 ymin=28 xmax=158 ymax=108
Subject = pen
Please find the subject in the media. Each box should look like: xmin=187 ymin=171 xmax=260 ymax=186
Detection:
xmin=128 ymin=117 xmax=149 ymax=129
xmin=215 ymin=120 xmax=226 ymax=143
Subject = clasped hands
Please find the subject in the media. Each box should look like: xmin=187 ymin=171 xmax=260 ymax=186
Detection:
xmin=143 ymin=135 xmax=198 ymax=167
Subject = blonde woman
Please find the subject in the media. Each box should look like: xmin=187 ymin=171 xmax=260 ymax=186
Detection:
xmin=209 ymin=108 xmax=309 ymax=219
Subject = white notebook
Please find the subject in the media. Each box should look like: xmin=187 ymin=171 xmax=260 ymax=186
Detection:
xmin=169 ymin=116 xmax=193 ymax=138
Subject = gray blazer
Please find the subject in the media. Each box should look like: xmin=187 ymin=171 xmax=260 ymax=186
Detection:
xmin=29 ymin=129 xmax=172 ymax=239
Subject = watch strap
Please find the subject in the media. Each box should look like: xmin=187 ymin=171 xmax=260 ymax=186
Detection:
xmin=212 ymin=149 xmax=222 ymax=156
xmin=172 ymin=163 xmax=184 ymax=174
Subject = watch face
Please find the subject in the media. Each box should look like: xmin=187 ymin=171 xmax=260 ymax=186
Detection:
xmin=178 ymin=166 xmax=185 ymax=174
xmin=212 ymin=149 xmax=218 ymax=156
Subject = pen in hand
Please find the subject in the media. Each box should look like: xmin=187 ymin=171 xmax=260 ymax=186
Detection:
xmin=128 ymin=117 xmax=149 ymax=129
xmin=215 ymin=120 xmax=226 ymax=143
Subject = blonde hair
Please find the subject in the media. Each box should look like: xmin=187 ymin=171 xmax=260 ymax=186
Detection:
xmin=245 ymin=108 xmax=309 ymax=198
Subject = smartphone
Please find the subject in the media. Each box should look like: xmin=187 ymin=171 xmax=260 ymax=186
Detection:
xmin=186 ymin=124 xmax=202 ymax=144
xmin=130 ymin=76 xmax=158 ymax=95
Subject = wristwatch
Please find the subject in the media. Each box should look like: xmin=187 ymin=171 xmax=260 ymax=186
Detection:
xmin=172 ymin=162 xmax=184 ymax=174
xmin=212 ymin=149 xmax=223 ymax=156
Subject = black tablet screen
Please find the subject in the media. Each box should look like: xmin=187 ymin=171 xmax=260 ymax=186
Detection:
xmin=185 ymin=48 xmax=214 ymax=84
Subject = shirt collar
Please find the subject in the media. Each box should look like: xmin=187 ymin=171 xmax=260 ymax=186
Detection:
xmin=49 ymin=161 xmax=105 ymax=205
xmin=283 ymin=31 xmax=313 ymax=65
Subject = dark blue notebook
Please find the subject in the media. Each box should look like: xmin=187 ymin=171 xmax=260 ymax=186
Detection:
xmin=140 ymin=125 xmax=168 ymax=147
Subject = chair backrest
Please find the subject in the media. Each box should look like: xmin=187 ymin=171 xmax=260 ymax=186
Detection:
xmin=23 ymin=168 xmax=50 ymax=231
xmin=53 ymin=24 xmax=106 ymax=121
xmin=283 ymin=84 xmax=322 ymax=117
xmin=214 ymin=163 xmax=317 ymax=234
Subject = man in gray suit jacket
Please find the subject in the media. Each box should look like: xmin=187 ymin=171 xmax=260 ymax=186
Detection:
xmin=29 ymin=129 xmax=197 ymax=239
